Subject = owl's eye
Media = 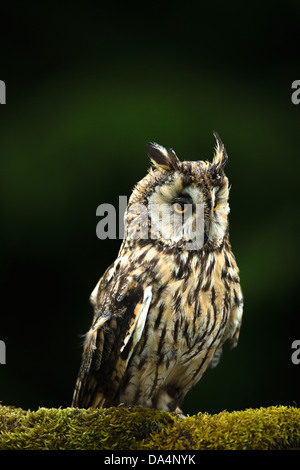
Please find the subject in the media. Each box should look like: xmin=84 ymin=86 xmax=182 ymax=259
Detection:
xmin=172 ymin=196 xmax=193 ymax=215
xmin=213 ymin=200 xmax=219 ymax=212
xmin=173 ymin=201 xmax=189 ymax=214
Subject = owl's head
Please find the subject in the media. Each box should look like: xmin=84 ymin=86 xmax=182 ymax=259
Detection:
xmin=126 ymin=133 xmax=230 ymax=251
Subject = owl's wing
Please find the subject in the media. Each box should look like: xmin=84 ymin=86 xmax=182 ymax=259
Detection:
xmin=72 ymin=265 xmax=152 ymax=408
xmin=210 ymin=283 xmax=243 ymax=369
xmin=228 ymin=283 xmax=243 ymax=349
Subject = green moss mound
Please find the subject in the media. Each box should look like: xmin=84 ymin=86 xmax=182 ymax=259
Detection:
xmin=0 ymin=404 xmax=299 ymax=450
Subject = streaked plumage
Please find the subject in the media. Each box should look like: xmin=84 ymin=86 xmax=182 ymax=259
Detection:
xmin=72 ymin=133 xmax=243 ymax=412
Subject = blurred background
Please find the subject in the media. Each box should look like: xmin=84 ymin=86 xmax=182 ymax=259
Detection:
xmin=0 ymin=1 xmax=299 ymax=416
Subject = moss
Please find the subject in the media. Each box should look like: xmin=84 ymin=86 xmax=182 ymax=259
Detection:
xmin=0 ymin=404 xmax=299 ymax=450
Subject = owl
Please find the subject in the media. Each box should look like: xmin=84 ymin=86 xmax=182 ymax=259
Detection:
xmin=72 ymin=133 xmax=243 ymax=412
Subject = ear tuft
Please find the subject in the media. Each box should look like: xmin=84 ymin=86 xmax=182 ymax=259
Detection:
xmin=212 ymin=132 xmax=228 ymax=170
xmin=147 ymin=142 xmax=180 ymax=171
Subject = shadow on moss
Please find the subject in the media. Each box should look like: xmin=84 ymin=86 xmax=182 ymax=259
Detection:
xmin=0 ymin=404 xmax=299 ymax=450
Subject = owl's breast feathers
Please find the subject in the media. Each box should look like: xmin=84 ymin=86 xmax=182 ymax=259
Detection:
xmin=72 ymin=241 xmax=243 ymax=411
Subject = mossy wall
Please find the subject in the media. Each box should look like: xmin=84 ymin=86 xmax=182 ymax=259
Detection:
xmin=0 ymin=404 xmax=299 ymax=450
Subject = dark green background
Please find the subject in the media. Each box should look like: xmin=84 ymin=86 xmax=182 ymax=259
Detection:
xmin=0 ymin=2 xmax=299 ymax=415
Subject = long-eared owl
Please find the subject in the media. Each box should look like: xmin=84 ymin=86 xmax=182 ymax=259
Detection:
xmin=72 ymin=133 xmax=243 ymax=412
